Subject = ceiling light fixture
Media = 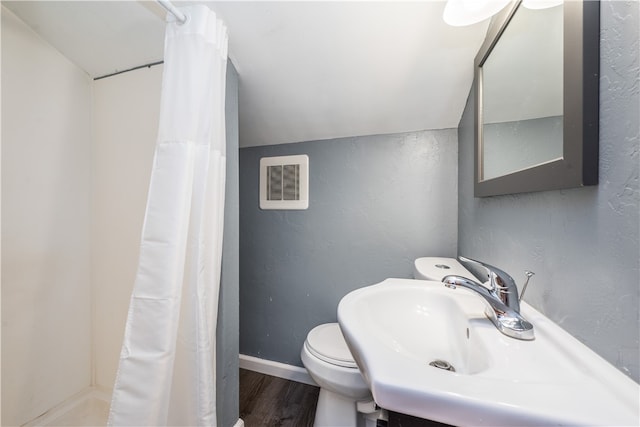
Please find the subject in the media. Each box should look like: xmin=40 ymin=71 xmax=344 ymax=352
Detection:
xmin=443 ymin=0 xmax=512 ymax=26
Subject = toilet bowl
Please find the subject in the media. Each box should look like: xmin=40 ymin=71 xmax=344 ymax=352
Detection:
xmin=301 ymin=323 xmax=373 ymax=427
xmin=301 ymin=257 xmax=471 ymax=426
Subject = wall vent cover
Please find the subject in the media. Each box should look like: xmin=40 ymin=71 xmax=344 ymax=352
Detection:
xmin=260 ymin=155 xmax=309 ymax=210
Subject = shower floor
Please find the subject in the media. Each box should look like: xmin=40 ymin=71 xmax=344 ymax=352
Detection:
xmin=24 ymin=389 xmax=110 ymax=427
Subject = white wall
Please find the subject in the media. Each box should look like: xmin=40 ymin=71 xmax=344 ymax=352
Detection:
xmin=2 ymin=6 xmax=239 ymax=424
xmin=92 ymin=66 xmax=162 ymax=391
xmin=1 ymin=8 xmax=93 ymax=426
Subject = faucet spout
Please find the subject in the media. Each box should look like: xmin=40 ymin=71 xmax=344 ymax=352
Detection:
xmin=442 ymin=275 xmax=510 ymax=314
xmin=443 ymin=257 xmax=535 ymax=340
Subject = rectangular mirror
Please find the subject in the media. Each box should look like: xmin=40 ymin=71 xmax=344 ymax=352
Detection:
xmin=474 ymin=0 xmax=600 ymax=197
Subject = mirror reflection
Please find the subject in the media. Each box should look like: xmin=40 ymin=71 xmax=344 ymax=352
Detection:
xmin=481 ymin=3 xmax=564 ymax=181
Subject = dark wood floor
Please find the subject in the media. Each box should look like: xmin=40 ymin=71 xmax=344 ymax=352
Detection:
xmin=239 ymin=368 xmax=320 ymax=427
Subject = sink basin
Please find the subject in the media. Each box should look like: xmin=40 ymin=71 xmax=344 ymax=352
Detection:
xmin=351 ymin=279 xmax=491 ymax=376
xmin=338 ymin=278 xmax=640 ymax=426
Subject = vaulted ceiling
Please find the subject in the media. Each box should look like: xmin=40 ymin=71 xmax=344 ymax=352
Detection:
xmin=4 ymin=1 xmax=489 ymax=147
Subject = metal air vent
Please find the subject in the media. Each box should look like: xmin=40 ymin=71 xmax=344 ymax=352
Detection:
xmin=260 ymin=155 xmax=309 ymax=210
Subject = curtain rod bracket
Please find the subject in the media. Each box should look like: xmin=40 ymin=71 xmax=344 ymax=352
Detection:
xmin=157 ymin=0 xmax=187 ymax=24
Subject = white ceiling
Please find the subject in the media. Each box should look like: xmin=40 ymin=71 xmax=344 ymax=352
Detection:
xmin=4 ymin=1 xmax=489 ymax=147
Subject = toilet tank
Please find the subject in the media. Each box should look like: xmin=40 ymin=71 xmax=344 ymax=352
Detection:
xmin=413 ymin=257 xmax=475 ymax=281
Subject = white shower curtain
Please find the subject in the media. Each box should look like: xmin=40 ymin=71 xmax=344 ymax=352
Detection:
xmin=108 ymin=5 xmax=228 ymax=426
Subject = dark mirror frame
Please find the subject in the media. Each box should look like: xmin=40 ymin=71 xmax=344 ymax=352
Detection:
xmin=474 ymin=0 xmax=600 ymax=197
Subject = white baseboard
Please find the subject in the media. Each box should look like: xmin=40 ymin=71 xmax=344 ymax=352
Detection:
xmin=233 ymin=418 xmax=245 ymax=427
xmin=239 ymin=354 xmax=318 ymax=386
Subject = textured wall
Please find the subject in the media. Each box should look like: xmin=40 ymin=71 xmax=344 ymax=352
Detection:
xmin=239 ymin=130 xmax=458 ymax=366
xmin=458 ymin=0 xmax=639 ymax=382
xmin=1 ymin=8 xmax=93 ymax=425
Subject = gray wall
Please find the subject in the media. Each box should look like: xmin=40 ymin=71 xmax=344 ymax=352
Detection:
xmin=239 ymin=130 xmax=458 ymax=366
xmin=217 ymin=62 xmax=239 ymax=426
xmin=458 ymin=0 xmax=639 ymax=382
xmin=483 ymin=116 xmax=563 ymax=179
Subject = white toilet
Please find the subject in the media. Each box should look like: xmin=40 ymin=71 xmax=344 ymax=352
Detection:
xmin=301 ymin=323 xmax=377 ymax=427
xmin=302 ymin=257 xmax=471 ymax=427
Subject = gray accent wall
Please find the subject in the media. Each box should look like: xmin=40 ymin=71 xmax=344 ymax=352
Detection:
xmin=458 ymin=1 xmax=639 ymax=382
xmin=217 ymin=62 xmax=239 ymax=426
xmin=239 ymin=130 xmax=458 ymax=366
xmin=483 ymin=116 xmax=563 ymax=180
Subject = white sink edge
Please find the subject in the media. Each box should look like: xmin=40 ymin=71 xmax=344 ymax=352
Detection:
xmin=338 ymin=278 xmax=640 ymax=426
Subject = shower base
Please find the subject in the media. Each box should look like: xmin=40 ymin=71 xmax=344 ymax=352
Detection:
xmin=23 ymin=388 xmax=110 ymax=427
xmin=22 ymin=388 xmax=245 ymax=427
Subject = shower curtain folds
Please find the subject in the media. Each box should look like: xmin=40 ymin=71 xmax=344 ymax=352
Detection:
xmin=107 ymin=5 xmax=228 ymax=426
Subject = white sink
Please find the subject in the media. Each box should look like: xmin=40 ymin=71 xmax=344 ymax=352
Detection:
xmin=338 ymin=278 xmax=640 ymax=426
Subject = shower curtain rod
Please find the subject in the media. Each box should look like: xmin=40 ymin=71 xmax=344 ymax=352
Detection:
xmin=94 ymin=0 xmax=184 ymax=80
xmin=157 ymin=0 xmax=187 ymax=24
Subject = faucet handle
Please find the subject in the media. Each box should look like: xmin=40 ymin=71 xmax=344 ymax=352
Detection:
xmin=458 ymin=256 xmax=516 ymax=290
xmin=458 ymin=256 xmax=520 ymax=311
xmin=519 ymin=271 xmax=535 ymax=303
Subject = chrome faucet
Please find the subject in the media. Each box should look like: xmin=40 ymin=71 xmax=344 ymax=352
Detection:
xmin=442 ymin=256 xmax=534 ymax=340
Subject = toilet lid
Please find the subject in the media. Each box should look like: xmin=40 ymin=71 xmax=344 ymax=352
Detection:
xmin=306 ymin=323 xmax=358 ymax=368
